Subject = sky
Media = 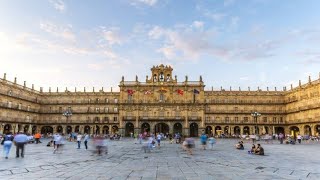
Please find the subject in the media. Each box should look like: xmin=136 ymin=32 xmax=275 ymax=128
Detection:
xmin=1 ymin=0 xmax=320 ymax=92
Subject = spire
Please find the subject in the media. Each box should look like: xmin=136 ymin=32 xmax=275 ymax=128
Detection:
xmin=239 ymin=87 xmax=241 ymax=91
xmin=65 ymin=87 xmax=68 ymax=92
xmin=200 ymin=75 xmax=202 ymax=82
xmin=299 ymin=80 xmax=301 ymax=87
xmin=291 ymin=84 xmax=293 ymax=90
xmin=75 ymin=87 xmax=77 ymax=92
xmin=258 ymin=86 xmax=260 ymax=91
xmin=32 ymin=84 xmax=34 ymax=90
xmin=275 ymin=87 xmax=277 ymax=91
xmin=40 ymin=87 xmax=43 ymax=93
xmin=283 ymin=86 xmax=286 ymax=91
xmin=211 ymin=86 xmax=213 ymax=91
xmin=84 ymin=87 xmax=86 ymax=92
xmin=14 ymin=77 xmax=17 ymax=84
xmin=267 ymin=87 xmax=269 ymax=91
xmin=185 ymin=75 xmax=188 ymax=82
xmin=49 ymin=87 xmax=51 ymax=93
xmin=122 ymin=76 xmax=124 ymax=81
xmin=3 ymin=73 xmax=6 ymax=80
xmin=56 ymin=87 xmax=59 ymax=92
xmin=230 ymin=86 xmax=232 ymax=91
xmin=309 ymin=75 xmax=311 ymax=83
xmin=136 ymin=75 xmax=138 ymax=82
xmin=111 ymin=87 xmax=113 ymax=92
xmin=101 ymin=87 xmax=104 ymax=92
xmin=248 ymin=86 xmax=250 ymax=91
xmin=93 ymin=87 xmax=95 ymax=92
xmin=24 ymin=81 xmax=26 ymax=87
xmin=220 ymin=86 xmax=223 ymax=91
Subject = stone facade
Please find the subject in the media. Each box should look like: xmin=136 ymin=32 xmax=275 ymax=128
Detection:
xmin=0 ymin=65 xmax=319 ymax=137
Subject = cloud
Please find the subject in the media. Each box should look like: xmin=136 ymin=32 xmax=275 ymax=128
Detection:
xmin=49 ymin=0 xmax=66 ymax=12
xmin=99 ymin=27 xmax=123 ymax=45
xmin=240 ymin=77 xmax=249 ymax=80
xmin=131 ymin=0 xmax=158 ymax=7
xmin=192 ymin=21 xmax=204 ymax=29
xmin=204 ymin=11 xmax=227 ymax=21
xmin=40 ymin=21 xmax=75 ymax=41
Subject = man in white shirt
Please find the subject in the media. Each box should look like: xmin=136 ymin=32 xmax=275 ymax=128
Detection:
xmin=53 ymin=133 xmax=59 ymax=150
xmin=297 ymin=134 xmax=302 ymax=144
xmin=77 ymin=133 xmax=83 ymax=149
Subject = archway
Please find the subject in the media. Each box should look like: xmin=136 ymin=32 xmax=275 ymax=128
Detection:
xmin=290 ymin=126 xmax=300 ymax=138
xmin=66 ymin=126 xmax=72 ymax=134
xmin=24 ymin=125 xmax=29 ymax=134
xmin=84 ymin=126 xmax=91 ymax=134
xmin=243 ymin=126 xmax=250 ymax=135
xmin=234 ymin=126 xmax=240 ymax=135
xmin=3 ymin=124 xmax=11 ymax=134
xmin=41 ymin=126 xmax=53 ymax=135
xmin=32 ymin=126 xmax=37 ymax=134
xmin=57 ymin=126 xmax=63 ymax=133
xmin=189 ymin=123 xmax=198 ymax=137
xmin=275 ymin=127 xmax=284 ymax=134
xmin=141 ymin=123 xmax=150 ymax=134
xmin=315 ymin=125 xmax=320 ymax=135
xmin=205 ymin=126 xmax=212 ymax=136
xmin=125 ymin=123 xmax=134 ymax=137
xmin=174 ymin=123 xmax=183 ymax=135
xmin=75 ymin=126 xmax=80 ymax=133
xmin=155 ymin=123 xmax=169 ymax=134
xmin=112 ymin=126 xmax=118 ymax=134
xmin=102 ymin=126 xmax=109 ymax=134
xmin=304 ymin=125 xmax=311 ymax=135
xmin=215 ymin=126 xmax=222 ymax=135
xmin=224 ymin=126 xmax=229 ymax=135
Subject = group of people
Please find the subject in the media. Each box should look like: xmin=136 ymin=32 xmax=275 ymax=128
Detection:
xmin=1 ymin=131 xmax=29 ymax=159
xmin=235 ymin=141 xmax=264 ymax=155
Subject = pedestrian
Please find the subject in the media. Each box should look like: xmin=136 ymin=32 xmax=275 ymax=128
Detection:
xmin=13 ymin=131 xmax=28 ymax=158
xmin=77 ymin=133 xmax=83 ymax=149
xmin=2 ymin=132 xmax=14 ymax=159
xmin=157 ymin=133 xmax=161 ymax=147
xmin=279 ymin=133 xmax=284 ymax=144
xmin=53 ymin=133 xmax=63 ymax=154
xmin=208 ymin=137 xmax=216 ymax=150
xmin=200 ymin=133 xmax=208 ymax=150
xmin=297 ymin=134 xmax=302 ymax=144
xmin=34 ymin=132 xmax=41 ymax=144
xmin=84 ymin=133 xmax=89 ymax=150
xmin=138 ymin=133 xmax=143 ymax=144
xmin=53 ymin=133 xmax=60 ymax=151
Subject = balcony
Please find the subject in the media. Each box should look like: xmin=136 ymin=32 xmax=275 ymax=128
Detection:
xmin=139 ymin=116 xmax=185 ymax=121
xmin=123 ymin=116 xmax=136 ymax=121
xmin=188 ymin=116 xmax=201 ymax=121
xmin=0 ymin=103 xmax=39 ymax=113
xmin=204 ymin=119 xmax=286 ymax=125
xmin=205 ymin=110 xmax=286 ymax=115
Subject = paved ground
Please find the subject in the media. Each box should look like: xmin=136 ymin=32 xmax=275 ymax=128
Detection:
xmin=0 ymin=138 xmax=320 ymax=180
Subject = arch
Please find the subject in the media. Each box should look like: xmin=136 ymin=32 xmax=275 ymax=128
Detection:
xmin=224 ymin=126 xmax=229 ymax=135
xmin=243 ymin=126 xmax=250 ymax=135
xmin=234 ymin=126 xmax=240 ymax=135
xmin=205 ymin=126 xmax=212 ymax=136
xmin=75 ymin=126 xmax=80 ymax=133
xmin=41 ymin=126 xmax=53 ymax=135
xmin=57 ymin=126 xmax=63 ymax=133
xmin=32 ymin=125 xmax=37 ymax=134
xmin=174 ymin=123 xmax=183 ymax=135
xmin=141 ymin=123 xmax=150 ymax=136
xmin=275 ymin=127 xmax=284 ymax=134
xmin=189 ymin=123 xmax=198 ymax=137
xmin=102 ymin=126 xmax=109 ymax=134
xmin=155 ymin=123 xmax=169 ymax=134
xmin=289 ymin=126 xmax=300 ymax=138
xmin=215 ymin=126 xmax=222 ymax=135
xmin=66 ymin=126 xmax=72 ymax=134
xmin=315 ymin=125 xmax=320 ymax=135
xmin=24 ymin=125 xmax=29 ymax=134
xmin=125 ymin=122 xmax=134 ymax=137
xmin=3 ymin=124 xmax=12 ymax=134
xmin=304 ymin=125 xmax=312 ymax=136
xmin=84 ymin=126 xmax=91 ymax=134
xmin=112 ymin=126 xmax=118 ymax=134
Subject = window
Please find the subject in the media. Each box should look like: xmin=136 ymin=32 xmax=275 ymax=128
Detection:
xmin=7 ymin=101 xmax=12 ymax=108
xmin=280 ymin=117 xmax=283 ymax=123
xmin=263 ymin=117 xmax=268 ymax=123
xmin=26 ymin=116 xmax=30 ymax=122
xmin=113 ymin=116 xmax=118 ymax=122
xmin=59 ymin=107 xmax=62 ymax=113
xmin=128 ymin=95 xmax=133 ymax=102
xmin=18 ymin=103 xmax=22 ymax=110
xmin=104 ymin=117 xmax=109 ymax=122
xmin=273 ymin=117 xmax=277 ymax=123
xmin=27 ymin=105 xmax=30 ymax=111
xmin=95 ymin=117 xmax=100 ymax=123
xmin=105 ymin=98 xmax=109 ymax=103
xmin=225 ymin=117 xmax=229 ymax=123
xmin=160 ymin=94 xmax=164 ymax=102
xmin=8 ymin=90 xmax=12 ymax=96
xmin=96 ymin=98 xmax=100 ymax=103
xmin=105 ymin=107 xmax=109 ymax=113
xmin=95 ymin=107 xmax=100 ymax=113
xmin=114 ymin=99 xmax=118 ymax=103
xmin=114 ymin=107 xmax=118 ymax=112
xmin=244 ymin=117 xmax=248 ymax=122
xmin=235 ymin=117 xmax=239 ymax=123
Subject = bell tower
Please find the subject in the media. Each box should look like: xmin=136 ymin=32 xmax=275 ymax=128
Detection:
xmin=147 ymin=64 xmax=173 ymax=83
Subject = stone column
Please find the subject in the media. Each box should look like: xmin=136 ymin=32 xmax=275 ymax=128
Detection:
xmin=311 ymin=125 xmax=315 ymax=136
xmin=240 ymin=126 xmax=244 ymax=135
xmin=28 ymin=125 xmax=32 ymax=134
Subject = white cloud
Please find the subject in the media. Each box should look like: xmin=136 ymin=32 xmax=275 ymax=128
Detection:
xmin=40 ymin=21 xmax=75 ymax=41
xmin=49 ymin=0 xmax=66 ymax=12
xmin=99 ymin=27 xmax=123 ymax=45
xmin=148 ymin=26 xmax=165 ymax=39
xmin=204 ymin=11 xmax=227 ymax=21
xmin=192 ymin=21 xmax=204 ymax=29
xmin=131 ymin=0 xmax=158 ymax=7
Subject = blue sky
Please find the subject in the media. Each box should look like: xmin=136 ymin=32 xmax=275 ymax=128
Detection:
xmin=1 ymin=0 xmax=320 ymax=91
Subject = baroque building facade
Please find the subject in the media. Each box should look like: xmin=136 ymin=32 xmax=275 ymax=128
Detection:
xmin=0 ymin=64 xmax=319 ymax=137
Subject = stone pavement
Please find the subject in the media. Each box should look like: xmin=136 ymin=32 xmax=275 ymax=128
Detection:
xmin=0 ymin=138 xmax=320 ymax=180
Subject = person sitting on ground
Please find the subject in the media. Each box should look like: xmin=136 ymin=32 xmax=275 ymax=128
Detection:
xmin=248 ymin=144 xmax=256 ymax=154
xmin=47 ymin=140 xmax=53 ymax=147
xmin=235 ymin=141 xmax=244 ymax=150
xmin=254 ymin=144 xmax=264 ymax=155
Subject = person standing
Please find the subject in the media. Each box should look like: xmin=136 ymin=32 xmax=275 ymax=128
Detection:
xmin=200 ymin=133 xmax=208 ymax=150
xmin=208 ymin=137 xmax=216 ymax=150
xmin=77 ymin=133 xmax=83 ymax=149
xmin=279 ymin=133 xmax=284 ymax=144
xmin=34 ymin=132 xmax=41 ymax=144
xmin=13 ymin=131 xmax=28 ymax=158
xmin=84 ymin=133 xmax=89 ymax=150
xmin=297 ymin=134 xmax=302 ymax=144
xmin=157 ymin=133 xmax=161 ymax=148
xmin=2 ymin=132 xmax=14 ymax=159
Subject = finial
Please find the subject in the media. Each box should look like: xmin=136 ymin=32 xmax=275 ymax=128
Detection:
xmin=101 ymin=87 xmax=104 ymax=92
xmin=136 ymin=75 xmax=138 ymax=82
xmin=65 ymin=87 xmax=68 ymax=92
xmin=93 ymin=87 xmax=95 ymax=92
xmin=291 ymin=84 xmax=293 ymax=90
xmin=309 ymin=75 xmax=311 ymax=83
xmin=175 ymin=75 xmax=177 ymax=80
xmin=275 ymin=87 xmax=277 ymax=91
xmin=24 ymin=81 xmax=26 ymax=87
xmin=146 ymin=75 xmax=148 ymax=82
xmin=49 ymin=87 xmax=51 ymax=93
xmin=14 ymin=77 xmax=17 ymax=84
xmin=283 ymin=86 xmax=286 ymax=91
xmin=299 ymin=80 xmax=301 ymax=86
xmin=3 ymin=73 xmax=6 ymax=80
xmin=319 ymin=72 xmax=320 ymax=79
xmin=211 ymin=86 xmax=213 ymax=91
xmin=122 ymin=76 xmax=124 ymax=82
xmin=200 ymin=75 xmax=202 ymax=82
xmin=32 ymin=84 xmax=34 ymax=90
xmin=56 ymin=87 xmax=59 ymax=92
xmin=84 ymin=87 xmax=86 ymax=92
xmin=239 ymin=87 xmax=241 ymax=91
xmin=258 ymin=86 xmax=260 ymax=91
xmin=220 ymin=86 xmax=222 ymax=91
xmin=267 ymin=87 xmax=269 ymax=91
xmin=185 ymin=75 xmax=188 ymax=82
xmin=40 ymin=87 xmax=43 ymax=93
xmin=111 ymin=87 xmax=113 ymax=92
xmin=248 ymin=87 xmax=250 ymax=91
xmin=75 ymin=87 xmax=77 ymax=92
xmin=230 ymin=86 xmax=232 ymax=91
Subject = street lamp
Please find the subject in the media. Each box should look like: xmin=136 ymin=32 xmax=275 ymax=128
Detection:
xmin=63 ymin=109 xmax=72 ymax=123
xmin=251 ymin=111 xmax=261 ymax=135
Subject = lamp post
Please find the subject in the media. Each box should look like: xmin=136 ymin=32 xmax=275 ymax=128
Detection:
xmin=63 ymin=109 xmax=72 ymax=124
xmin=251 ymin=112 xmax=261 ymax=135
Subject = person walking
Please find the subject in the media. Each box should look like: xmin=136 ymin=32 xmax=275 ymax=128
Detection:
xmin=279 ymin=133 xmax=284 ymax=144
xmin=77 ymin=133 xmax=83 ymax=149
xmin=297 ymin=134 xmax=302 ymax=144
xmin=208 ymin=137 xmax=216 ymax=150
xmin=2 ymin=132 xmax=14 ymax=159
xmin=34 ymin=132 xmax=41 ymax=144
xmin=200 ymin=133 xmax=208 ymax=150
xmin=13 ymin=131 xmax=28 ymax=158
xmin=84 ymin=133 xmax=89 ymax=150
xmin=157 ymin=133 xmax=161 ymax=148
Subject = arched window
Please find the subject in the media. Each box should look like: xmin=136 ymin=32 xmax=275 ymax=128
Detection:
xmin=159 ymin=72 xmax=164 ymax=81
